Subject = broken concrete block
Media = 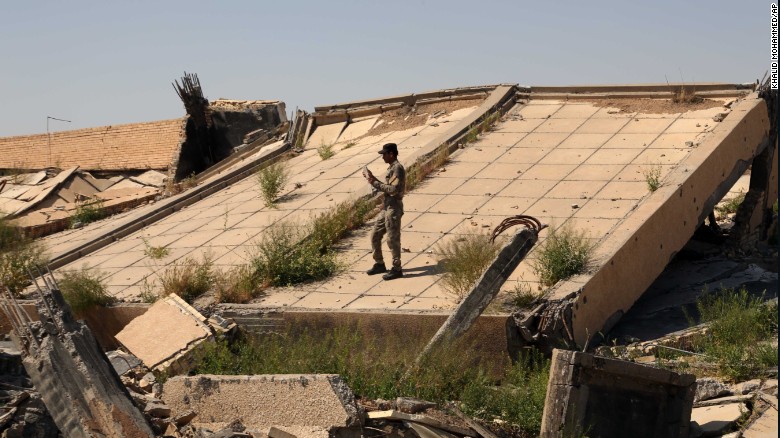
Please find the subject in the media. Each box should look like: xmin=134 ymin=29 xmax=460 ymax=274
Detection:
xmin=540 ymin=349 xmax=696 ymax=438
xmin=732 ymin=379 xmax=762 ymax=395
xmin=743 ymin=397 xmax=778 ymax=437
xmin=174 ymin=409 xmax=197 ymax=427
xmin=145 ymin=400 xmax=173 ymax=418
xmin=115 ymin=294 xmax=213 ymax=374
xmin=690 ymin=402 xmax=745 ymax=437
xmin=106 ymin=349 xmax=141 ymax=376
xmin=695 ymin=377 xmax=732 ymax=402
xmin=396 ymin=397 xmax=436 ymax=414
xmin=162 ymin=374 xmax=362 ymax=436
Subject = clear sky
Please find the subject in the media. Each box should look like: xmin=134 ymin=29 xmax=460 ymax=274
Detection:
xmin=1 ymin=1 xmax=774 ymax=137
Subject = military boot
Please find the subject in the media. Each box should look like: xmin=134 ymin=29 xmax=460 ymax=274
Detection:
xmin=366 ymin=263 xmax=387 ymax=275
xmin=382 ymin=269 xmax=403 ymax=281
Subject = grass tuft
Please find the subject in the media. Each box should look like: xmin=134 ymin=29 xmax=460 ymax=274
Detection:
xmin=257 ymin=162 xmax=289 ymax=208
xmin=437 ymin=232 xmax=499 ymax=300
xmin=58 ymin=266 xmax=115 ymax=318
xmin=533 ymin=223 xmax=593 ymax=288
xmin=142 ymin=238 xmax=170 ymax=259
xmin=643 ymin=165 xmax=662 ymax=192
xmin=213 ymin=265 xmax=259 ymax=304
xmin=715 ymin=191 xmax=745 ymax=217
xmin=317 ymin=143 xmax=335 ymax=160
xmin=147 ymin=254 xmax=214 ymax=303
xmin=508 ymin=279 xmax=542 ymax=309
xmin=71 ymin=198 xmax=106 ymax=227
xmin=690 ymin=287 xmax=778 ymax=381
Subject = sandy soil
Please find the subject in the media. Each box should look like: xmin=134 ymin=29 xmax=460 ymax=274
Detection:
xmin=588 ymin=97 xmax=726 ymax=114
xmin=364 ymin=98 xmax=484 ymax=137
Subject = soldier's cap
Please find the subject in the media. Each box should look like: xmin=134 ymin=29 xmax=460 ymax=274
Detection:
xmin=378 ymin=143 xmax=398 ymax=155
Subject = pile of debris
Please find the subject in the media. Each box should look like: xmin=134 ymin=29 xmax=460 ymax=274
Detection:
xmin=1 ymin=167 xmax=166 ymax=238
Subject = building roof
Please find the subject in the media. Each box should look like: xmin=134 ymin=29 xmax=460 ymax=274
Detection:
xmin=0 ymin=119 xmax=185 ymax=172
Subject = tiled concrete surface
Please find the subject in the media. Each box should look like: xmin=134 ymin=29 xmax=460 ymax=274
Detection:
xmin=46 ymin=96 xmax=732 ymax=314
xmin=52 ymin=104 xmax=483 ymax=302
xmin=252 ymin=99 xmax=728 ymax=312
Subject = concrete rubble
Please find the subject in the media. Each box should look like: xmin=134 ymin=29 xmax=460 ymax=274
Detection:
xmin=115 ymin=294 xmax=233 ymax=374
xmin=0 ymin=276 xmax=154 ymax=437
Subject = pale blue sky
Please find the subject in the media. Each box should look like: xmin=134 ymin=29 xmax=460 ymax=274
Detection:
xmin=1 ymin=1 xmax=774 ymax=136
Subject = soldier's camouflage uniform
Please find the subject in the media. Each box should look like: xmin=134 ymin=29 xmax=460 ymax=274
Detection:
xmin=370 ymin=159 xmax=406 ymax=272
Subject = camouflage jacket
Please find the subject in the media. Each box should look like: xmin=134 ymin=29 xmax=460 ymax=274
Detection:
xmin=371 ymin=160 xmax=405 ymax=210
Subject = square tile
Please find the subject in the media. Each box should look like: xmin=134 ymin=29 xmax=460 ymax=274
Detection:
xmin=634 ymin=148 xmax=691 ymax=165
xmin=474 ymin=162 xmax=530 ymax=179
xmin=403 ymin=194 xmax=446 ymax=213
xmin=431 ymin=194 xmax=488 ymax=214
xmin=495 ymin=118 xmax=545 ymax=133
xmin=527 ymin=198 xmax=583 ymax=218
xmin=574 ymin=118 xmax=629 ymax=134
xmin=405 ymin=213 xmax=465 ymax=234
xmin=500 ymin=147 xmax=551 ymax=164
xmin=602 ymin=133 xmax=658 ymax=149
xmin=534 ymin=118 xmax=586 ymax=133
xmin=619 ymin=118 xmax=674 ymax=134
xmin=558 ymin=133 xmax=614 ymax=149
xmin=454 ymin=145 xmax=508 ymax=162
xmin=518 ymin=164 xmax=578 ymax=180
xmin=345 ymin=295 xmax=404 ymax=310
xmin=585 ymin=149 xmax=642 ymax=165
xmin=517 ymin=104 xmax=562 ymax=119
xmin=451 ymin=178 xmax=511 ymax=196
xmin=477 ymin=196 xmax=537 ymax=216
xmin=498 ymin=179 xmax=558 ymax=197
xmin=537 ymin=149 xmax=595 ymax=165
xmin=514 ymin=132 xmax=569 ymax=148
xmin=565 ymin=165 xmax=624 ymax=181
xmin=665 ymin=118 xmax=713 ymax=133
xmin=595 ymin=181 xmax=652 ymax=200
xmin=546 ymin=180 xmax=607 ymax=199
xmin=553 ymin=104 xmax=600 ymax=119
xmin=435 ymin=162 xmax=488 ymax=178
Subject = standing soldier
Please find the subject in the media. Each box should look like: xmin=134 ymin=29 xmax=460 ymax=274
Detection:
xmin=364 ymin=143 xmax=406 ymax=280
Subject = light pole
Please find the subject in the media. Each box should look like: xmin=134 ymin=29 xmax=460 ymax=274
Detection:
xmin=47 ymin=116 xmax=71 ymax=168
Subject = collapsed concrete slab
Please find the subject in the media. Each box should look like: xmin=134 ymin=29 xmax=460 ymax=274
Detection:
xmin=0 ymin=278 xmax=153 ymax=437
xmin=115 ymin=294 xmax=213 ymax=374
xmin=162 ymin=374 xmax=362 ymax=436
xmin=541 ymin=349 xmax=696 ymax=438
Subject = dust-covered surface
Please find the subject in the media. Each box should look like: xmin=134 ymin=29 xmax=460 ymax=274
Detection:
xmin=587 ymin=97 xmax=727 ymax=114
xmin=364 ymin=98 xmax=484 ymax=137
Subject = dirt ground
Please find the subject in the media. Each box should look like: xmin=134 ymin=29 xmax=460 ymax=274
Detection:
xmin=587 ymin=97 xmax=726 ymax=114
xmin=364 ymin=98 xmax=484 ymax=137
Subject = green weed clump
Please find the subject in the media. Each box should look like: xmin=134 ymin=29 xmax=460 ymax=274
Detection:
xmin=533 ymin=224 xmax=593 ymax=288
xmin=58 ymin=266 xmax=115 ymax=318
xmin=405 ymin=146 xmax=450 ymax=192
xmin=251 ymin=198 xmax=375 ymax=288
xmin=71 ymin=199 xmax=106 ymax=227
xmin=191 ymin=326 xmax=549 ymax=436
xmin=251 ymin=223 xmax=338 ymax=287
xmin=715 ymin=191 xmax=745 ymax=216
xmin=213 ymin=265 xmax=259 ymax=304
xmin=0 ymin=218 xmax=47 ymax=295
xmin=317 ymin=143 xmax=335 ymax=160
xmin=691 ymin=288 xmax=778 ymax=381
xmin=257 ymin=162 xmax=289 ymax=208
xmin=643 ymin=165 xmax=662 ymax=192
xmin=437 ymin=232 xmax=500 ymax=300
xmin=150 ymin=254 xmax=214 ymax=303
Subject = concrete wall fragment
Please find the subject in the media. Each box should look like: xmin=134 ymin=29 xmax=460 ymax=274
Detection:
xmin=541 ymin=349 xmax=696 ymax=438
xmin=1 ymin=283 xmax=153 ymax=437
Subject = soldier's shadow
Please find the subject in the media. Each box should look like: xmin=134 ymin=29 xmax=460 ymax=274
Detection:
xmin=401 ymin=261 xmax=445 ymax=278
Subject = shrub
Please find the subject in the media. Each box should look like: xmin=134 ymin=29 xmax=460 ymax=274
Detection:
xmin=643 ymin=165 xmax=662 ymax=192
xmin=508 ymin=279 xmax=542 ymax=309
xmin=691 ymin=287 xmax=778 ymax=381
xmin=317 ymin=143 xmax=335 ymax=160
xmin=0 ymin=220 xmax=47 ymax=296
xmin=154 ymin=254 xmax=214 ymax=303
xmin=58 ymin=267 xmax=115 ymax=318
xmin=213 ymin=265 xmax=259 ymax=304
xmin=251 ymin=223 xmax=338 ymax=287
xmin=437 ymin=232 xmax=500 ymax=300
xmin=257 ymin=162 xmax=289 ymax=207
xmin=533 ymin=223 xmax=593 ymax=287
xmin=309 ymin=198 xmax=374 ymax=251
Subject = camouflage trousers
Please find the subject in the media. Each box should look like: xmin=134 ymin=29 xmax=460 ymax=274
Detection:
xmin=371 ymin=206 xmax=403 ymax=271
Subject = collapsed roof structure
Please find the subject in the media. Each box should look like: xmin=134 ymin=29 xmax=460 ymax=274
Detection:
xmin=0 ymin=79 xmax=776 ymax=435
